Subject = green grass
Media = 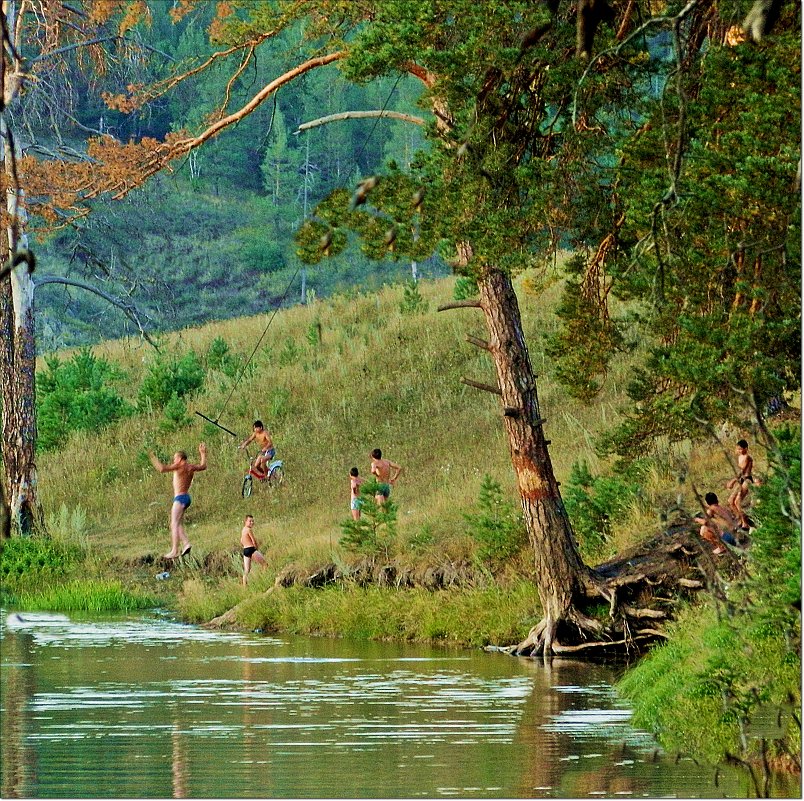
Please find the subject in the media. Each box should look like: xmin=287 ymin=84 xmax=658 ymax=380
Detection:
xmin=8 ymin=579 xmax=157 ymax=613
xmin=178 ymin=579 xmax=542 ymax=648
xmin=32 ymin=270 xmax=778 ymax=606
xmin=618 ymin=600 xmax=801 ymax=767
xmin=38 ymin=270 xmax=712 ymax=570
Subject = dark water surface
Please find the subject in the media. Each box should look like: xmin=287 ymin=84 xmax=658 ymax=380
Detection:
xmin=0 ymin=610 xmax=795 ymax=798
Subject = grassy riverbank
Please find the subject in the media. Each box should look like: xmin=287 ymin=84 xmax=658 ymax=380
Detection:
xmin=30 ymin=272 xmax=740 ymax=571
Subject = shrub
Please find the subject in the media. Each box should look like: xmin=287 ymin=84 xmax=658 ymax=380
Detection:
xmin=563 ymin=460 xmax=642 ymax=551
xmin=464 ymin=475 xmax=527 ymax=568
xmin=205 ymin=336 xmax=245 ymax=379
xmin=36 ymin=348 xmax=132 ymax=452
xmin=138 ymin=350 xmax=205 ymax=410
xmin=0 ymin=535 xmax=80 ymax=584
xmin=339 ymin=480 xmax=398 ymax=559
xmin=453 ymin=275 xmax=479 ymax=300
xmin=278 ymin=337 xmax=302 ymax=366
xmin=400 ymin=280 xmax=427 ymax=314
xmin=159 ymin=393 xmax=193 ymax=433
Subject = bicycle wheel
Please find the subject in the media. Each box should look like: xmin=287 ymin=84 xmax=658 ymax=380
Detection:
xmin=267 ymin=465 xmax=284 ymax=488
xmin=241 ymin=474 xmax=253 ymax=498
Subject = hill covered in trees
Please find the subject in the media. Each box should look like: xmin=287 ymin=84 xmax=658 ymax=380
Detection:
xmin=25 ymin=2 xmax=442 ymax=349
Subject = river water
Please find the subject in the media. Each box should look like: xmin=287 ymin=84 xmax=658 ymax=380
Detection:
xmin=0 ymin=610 xmax=794 ymax=798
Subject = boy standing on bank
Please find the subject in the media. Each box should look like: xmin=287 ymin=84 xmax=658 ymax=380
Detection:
xmin=726 ymin=438 xmax=755 ymax=529
xmin=149 ymin=443 xmax=207 ymax=559
xmin=349 ymin=467 xmax=365 ymax=520
xmin=370 ymin=448 xmax=403 ymax=506
xmin=240 ymin=514 xmax=267 ymax=585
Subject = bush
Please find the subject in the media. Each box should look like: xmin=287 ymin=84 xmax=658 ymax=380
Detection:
xmin=563 ymin=460 xmax=642 ymax=551
xmin=339 ymin=480 xmax=398 ymax=559
xmin=205 ymin=336 xmax=245 ymax=379
xmin=400 ymin=280 xmax=427 ymax=314
xmin=159 ymin=393 xmax=193 ymax=433
xmin=0 ymin=535 xmax=80 ymax=584
xmin=138 ymin=350 xmax=205 ymax=410
xmin=37 ymin=349 xmax=132 ymax=452
xmin=464 ymin=474 xmax=527 ymax=568
xmin=453 ymin=275 xmax=479 ymax=300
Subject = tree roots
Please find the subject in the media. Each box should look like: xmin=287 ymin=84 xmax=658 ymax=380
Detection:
xmin=507 ymin=524 xmax=744 ymax=658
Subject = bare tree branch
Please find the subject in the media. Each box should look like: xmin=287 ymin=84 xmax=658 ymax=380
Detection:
xmin=99 ymin=50 xmax=345 ymax=198
xmin=295 ymin=110 xmax=426 ymax=134
xmin=33 ymin=274 xmax=159 ymax=350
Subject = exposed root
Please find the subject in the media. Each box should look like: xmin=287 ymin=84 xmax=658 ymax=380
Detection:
xmin=496 ymin=525 xmax=741 ymax=658
xmin=512 ymin=618 xmax=547 ymax=656
xmin=207 ymin=586 xmax=276 ymax=629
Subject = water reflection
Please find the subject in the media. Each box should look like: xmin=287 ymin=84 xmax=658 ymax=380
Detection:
xmin=0 ymin=610 xmax=795 ymax=798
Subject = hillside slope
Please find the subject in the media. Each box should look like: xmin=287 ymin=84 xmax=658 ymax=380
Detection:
xmin=37 ymin=274 xmax=751 ymax=573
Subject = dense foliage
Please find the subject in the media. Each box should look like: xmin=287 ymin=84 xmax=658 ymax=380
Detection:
xmin=619 ymin=429 xmax=801 ymax=777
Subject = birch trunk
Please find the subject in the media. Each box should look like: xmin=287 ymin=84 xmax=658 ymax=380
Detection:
xmin=1 ymin=0 xmax=39 ymax=535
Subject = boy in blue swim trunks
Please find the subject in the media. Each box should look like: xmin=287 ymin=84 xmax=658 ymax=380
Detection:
xmin=149 ymin=443 xmax=207 ymax=559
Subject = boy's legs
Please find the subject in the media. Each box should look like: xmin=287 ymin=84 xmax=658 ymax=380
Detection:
xmin=168 ymin=502 xmax=191 ymax=557
xmin=728 ymin=482 xmax=750 ymax=527
xmin=166 ymin=502 xmax=181 ymax=558
xmin=243 ymin=556 xmax=251 ymax=585
xmin=699 ymin=523 xmax=719 ymax=548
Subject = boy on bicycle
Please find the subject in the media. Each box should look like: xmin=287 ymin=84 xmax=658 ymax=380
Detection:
xmin=238 ymin=420 xmax=275 ymax=476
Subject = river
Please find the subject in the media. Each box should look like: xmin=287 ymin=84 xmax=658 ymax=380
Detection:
xmin=0 ymin=610 xmax=794 ymax=798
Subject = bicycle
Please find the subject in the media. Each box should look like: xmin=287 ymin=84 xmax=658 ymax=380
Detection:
xmin=241 ymin=451 xmax=284 ymax=498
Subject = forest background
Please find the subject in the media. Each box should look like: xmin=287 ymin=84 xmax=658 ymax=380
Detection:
xmin=27 ymin=4 xmax=436 ymax=350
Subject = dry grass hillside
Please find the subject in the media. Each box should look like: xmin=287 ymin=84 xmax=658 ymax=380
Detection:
xmin=37 ymin=272 xmax=764 ymax=574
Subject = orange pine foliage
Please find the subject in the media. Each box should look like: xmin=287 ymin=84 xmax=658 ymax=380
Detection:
xmin=18 ymin=131 xmax=190 ymax=230
xmin=169 ymin=0 xmax=208 ymax=23
xmin=119 ymin=0 xmax=151 ymax=34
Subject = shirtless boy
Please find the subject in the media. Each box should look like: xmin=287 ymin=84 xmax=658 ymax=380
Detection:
xmin=239 ymin=420 xmax=275 ymax=475
xmin=726 ymin=439 xmax=755 ymax=529
xmin=349 ymin=467 xmax=365 ymax=520
xmin=149 ymin=443 xmax=207 ymax=559
xmin=695 ymin=491 xmax=740 ymax=554
xmin=370 ymin=448 xmax=402 ymax=506
xmin=240 ymin=514 xmax=267 ymax=585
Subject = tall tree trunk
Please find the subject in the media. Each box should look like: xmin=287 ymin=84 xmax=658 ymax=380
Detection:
xmin=1 ymin=2 xmax=39 ymax=535
xmin=477 ymin=267 xmax=599 ymax=653
xmin=0 ymin=183 xmax=38 ymax=535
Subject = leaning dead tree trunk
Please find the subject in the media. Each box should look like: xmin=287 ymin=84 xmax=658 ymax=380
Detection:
xmin=475 ymin=267 xmax=598 ymax=653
